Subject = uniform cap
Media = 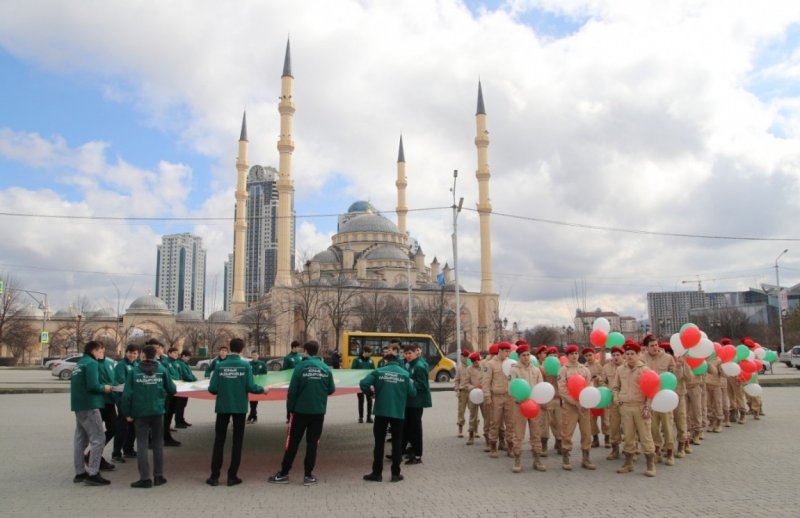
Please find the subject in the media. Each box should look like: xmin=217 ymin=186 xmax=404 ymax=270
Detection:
xmin=515 ymin=340 xmax=528 ymax=347
xmin=498 ymin=341 xmax=512 ymax=350
xmin=516 ymin=344 xmax=530 ymax=354
xmin=719 ymin=338 xmax=732 ymax=345
xmin=610 ymin=346 xmax=624 ymax=355
xmin=461 ymin=349 xmax=471 ymax=357
xmin=535 ymin=345 xmax=548 ymax=355
xmin=488 ymin=343 xmax=500 ymax=355
xmin=581 ymin=347 xmax=595 ymax=355
xmin=469 ymin=352 xmax=481 ymax=361
xmin=546 ymin=346 xmax=559 ymax=355
xmin=624 ymin=343 xmax=641 ymax=353
xmin=564 ymin=344 xmax=579 ymax=354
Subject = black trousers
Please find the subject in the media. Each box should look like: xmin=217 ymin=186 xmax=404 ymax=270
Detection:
xmin=280 ymin=412 xmax=325 ymax=476
xmin=163 ymin=395 xmax=175 ymax=439
xmin=173 ymin=396 xmax=189 ymax=424
xmin=403 ymin=407 xmax=424 ymax=458
xmin=249 ymin=401 xmax=259 ymax=416
xmin=99 ymin=403 xmax=117 ymax=446
xmin=372 ymin=416 xmax=404 ymax=477
xmin=112 ymin=403 xmax=135 ymax=455
xmin=210 ymin=413 xmax=246 ymax=479
xmin=357 ymin=392 xmax=373 ymax=419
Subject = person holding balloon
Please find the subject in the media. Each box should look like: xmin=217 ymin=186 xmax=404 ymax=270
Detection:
xmin=557 ymin=345 xmax=594 ymax=471
xmin=666 ymin=346 xmax=691 ymax=458
xmin=583 ymin=347 xmax=606 ymax=449
xmin=533 ymin=346 xmax=552 ymax=456
xmin=721 ymin=338 xmax=747 ymax=425
xmin=453 ymin=349 xmax=472 ymax=437
xmin=642 ymin=335 xmax=676 ymax=467
xmin=603 ymin=346 xmax=625 ymax=461
xmin=704 ymin=355 xmax=725 ymax=433
xmin=542 ymin=346 xmax=563 ymax=455
xmin=482 ymin=342 xmax=515 ymax=459
xmin=508 ymin=345 xmax=546 ymax=473
xmin=464 ymin=353 xmax=485 ymax=445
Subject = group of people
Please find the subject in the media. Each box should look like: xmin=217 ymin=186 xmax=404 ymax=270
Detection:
xmin=454 ymin=334 xmax=766 ymax=477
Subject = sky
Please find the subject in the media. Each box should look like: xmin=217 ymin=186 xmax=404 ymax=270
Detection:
xmin=1 ymin=0 xmax=799 ymax=331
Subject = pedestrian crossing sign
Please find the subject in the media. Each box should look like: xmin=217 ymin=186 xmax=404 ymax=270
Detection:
xmin=40 ymin=331 xmax=49 ymax=344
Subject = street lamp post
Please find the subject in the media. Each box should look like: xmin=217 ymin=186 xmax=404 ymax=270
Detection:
xmin=775 ymin=249 xmax=789 ymax=355
xmin=451 ymin=170 xmax=464 ymax=371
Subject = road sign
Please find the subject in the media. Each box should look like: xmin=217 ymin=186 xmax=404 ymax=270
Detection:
xmin=40 ymin=331 xmax=49 ymax=344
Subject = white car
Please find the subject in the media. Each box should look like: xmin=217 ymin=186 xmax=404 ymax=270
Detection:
xmin=51 ymin=355 xmax=82 ymax=380
xmin=44 ymin=355 xmax=80 ymax=370
xmin=790 ymin=346 xmax=800 ymax=370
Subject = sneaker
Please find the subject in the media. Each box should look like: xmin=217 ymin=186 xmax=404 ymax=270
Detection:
xmin=358 ymin=417 xmax=364 ymax=423
xmin=99 ymin=458 xmax=116 ymax=471
xmin=85 ymin=473 xmax=111 ymax=486
xmin=390 ymin=474 xmax=404 ymax=482
xmin=111 ymin=455 xmax=125 ymax=464
xmin=124 ymin=451 xmax=137 ymax=458
xmin=130 ymin=479 xmax=153 ymax=489
xmin=175 ymin=423 xmax=188 ymax=429
xmin=405 ymin=457 xmax=422 ymax=465
xmin=154 ymin=476 xmax=167 ymax=486
xmin=227 ymin=476 xmax=242 ymax=486
xmin=366 ymin=417 xmax=373 ymax=423
xmin=362 ymin=473 xmax=382 ymax=482
xmin=303 ymin=475 xmax=317 ymax=486
xmin=206 ymin=477 xmax=219 ymax=487
xmin=164 ymin=439 xmax=181 ymax=447
xmin=73 ymin=472 xmax=88 ymax=483
xmin=267 ymin=472 xmax=289 ymax=484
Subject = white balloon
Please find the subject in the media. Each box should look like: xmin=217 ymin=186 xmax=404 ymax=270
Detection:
xmin=670 ymin=333 xmax=686 ymax=357
xmin=593 ymin=317 xmax=611 ymax=333
xmin=744 ymin=383 xmax=763 ymax=397
xmin=469 ymin=388 xmax=485 ymax=405
xmin=747 ymin=351 xmax=755 ymax=361
xmin=651 ymin=390 xmax=679 ymax=412
xmin=686 ymin=338 xmax=713 ymax=359
xmin=579 ymin=386 xmax=601 ymax=409
xmin=530 ymin=382 xmax=555 ymax=405
xmin=754 ymin=348 xmax=766 ymax=360
xmin=720 ymin=362 xmax=741 ymax=377
xmin=700 ymin=331 xmax=708 ymax=341
xmin=502 ymin=358 xmax=518 ymax=376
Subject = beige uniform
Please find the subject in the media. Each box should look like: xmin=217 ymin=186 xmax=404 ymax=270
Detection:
xmin=540 ymin=369 xmax=562 ymax=442
xmin=510 ymin=361 xmax=544 ymax=456
xmin=482 ymin=356 xmax=514 ymax=449
xmin=673 ymin=359 xmax=689 ymax=443
xmin=454 ymin=358 xmax=470 ymax=428
xmin=705 ymin=358 xmax=725 ymax=425
xmin=685 ymin=363 xmax=705 ymax=435
xmin=557 ymin=362 xmax=592 ymax=454
xmin=644 ymin=350 xmax=676 ymax=451
xmin=464 ymin=363 xmax=484 ymax=434
xmin=603 ymin=361 xmax=622 ymax=444
xmin=611 ymin=360 xmax=655 ymax=455
xmin=586 ymin=360 xmax=606 ymax=436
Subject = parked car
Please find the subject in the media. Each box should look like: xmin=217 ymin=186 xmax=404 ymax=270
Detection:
xmin=779 ymin=347 xmax=798 ymax=367
xmin=44 ymin=354 xmax=81 ymax=370
xmin=791 ymin=346 xmax=800 ymax=370
xmin=51 ymin=355 xmax=82 ymax=380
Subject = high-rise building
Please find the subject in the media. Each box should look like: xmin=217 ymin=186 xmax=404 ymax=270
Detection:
xmin=647 ymin=291 xmax=708 ymax=337
xmin=223 ymin=253 xmax=233 ymax=312
xmin=244 ymin=165 xmax=295 ymax=305
xmin=155 ymin=233 xmax=206 ymax=315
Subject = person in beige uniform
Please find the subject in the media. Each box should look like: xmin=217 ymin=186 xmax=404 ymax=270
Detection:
xmin=642 ymin=335 xmax=676 ymax=466
xmin=557 ymin=345 xmax=594 ymax=471
xmin=509 ymin=345 xmax=546 ymax=473
xmin=669 ymin=347 xmax=690 ymax=458
xmin=481 ymin=344 xmax=499 ymax=452
xmin=482 ymin=342 xmax=514 ymax=458
xmin=583 ymin=346 xmax=606 ymax=448
xmin=611 ymin=342 xmax=657 ymax=477
xmin=705 ymin=355 xmax=725 ymax=433
xmin=684 ymin=355 xmax=705 ymax=448
xmin=453 ymin=349 xmax=472 ymax=438
xmin=603 ymin=346 xmax=625 ymax=461
xmin=720 ymin=338 xmax=746 ymax=425
xmin=544 ymin=346 xmax=563 ymax=455
xmin=464 ymin=353 xmax=484 ymax=445
xmin=534 ymin=345 xmax=551 ymax=457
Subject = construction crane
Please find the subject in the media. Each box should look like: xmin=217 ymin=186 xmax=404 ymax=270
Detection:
xmin=681 ymin=275 xmax=715 ymax=292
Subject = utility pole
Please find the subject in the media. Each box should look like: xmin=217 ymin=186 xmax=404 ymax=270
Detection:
xmin=452 ymin=170 xmax=464 ymax=368
xmin=776 ymin=249 xmax=788 ymax=355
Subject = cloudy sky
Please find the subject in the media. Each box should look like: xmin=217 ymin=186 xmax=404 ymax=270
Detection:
xmin=1 ymin=0 xmax=799 ymax=331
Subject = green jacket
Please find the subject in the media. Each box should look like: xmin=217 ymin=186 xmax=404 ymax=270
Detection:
xmin=176 ymin=358 xmax=198 ymax=382
xmin=406 ymin=357 xmax=432 ymax=408
xmin=359 ymin=359 xmax=417 ymax=420
xmin=98 ymin=357 xmax=116 ymax=405
xmin=70 ymin=353 xmax=107 ymax=412
xmin=160 ymin=356 xmax=181 ymax=380
xmin=282 ymin=351 xmax=302 ymax=371
xmin=287 ymin=356 xmax=336 ymax=415
xmin=121 ymin=360 xmax=177 ymax=418
xmin=204 ymin=356 xmax=224 ymax=378
xmin=250 ymin=359 xmax=268 ymax=376
xmin=112 ymin=358 xmax=138 ymax=403
xmin=208 ymin=354 xmax=264 ymax=414
xmin=351 ymin=356 xmax=375 ymax=370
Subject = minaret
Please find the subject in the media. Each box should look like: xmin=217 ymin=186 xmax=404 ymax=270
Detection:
xmin=475 ymin=81 xmax=494 ymax=347
xmin=395 ymin=135 xmax=408 ymax=239
xmin=230 ymin=111 xmax=248 ymax=316
xmin=275 ymin=38 xmax=295 ymax=287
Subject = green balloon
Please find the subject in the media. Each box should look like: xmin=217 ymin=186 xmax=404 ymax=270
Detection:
xmin=748 ymin=373 xmax=759 ymax=385
xmin=734 ymin=344 xmax=750 ymax=362
xmin=597 ymin=386 xmax=613 ymax=409
xmin=659 ymin=371 xmax=678 ymax=391
xmin=544 ymin=356 xmax=561 ymax=377
xmin=509 ymin=378 xmax=532 ymax=402
xmin=692 ymin=361 xmax=708 ymax=375
xmin=607 ymin=332 xmax=625 ymax=347
xmin=466 ymin=359 xmax=472 ymax=367
xmin=530 ymin=357 xmax=540 ymax=368
xmin=764 ymin=350 xmax=777 ymax=363
xmin=680 ymin=322 xmax=697 ymax=332
xmin=510 ymin=351 xmax=519 ymax=361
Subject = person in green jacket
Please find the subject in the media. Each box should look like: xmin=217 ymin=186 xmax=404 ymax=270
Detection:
xmin=351 ymin=345 xmax=375 ymax=423
xmin=71 ymin=340 xmax=113 ymax=486
xmin=206 ymin=338 xmax=265 ymax=487
xmin=247 ymin=350 xmax=268 ymax=424
xmin=268 ymin=341 xmax=335 ymax=486
xmin=161 ymin=347 xmax=182 ymax=446
xmin=90 ymin=347 xmax=118 ymax=473
xmin=112 ymin=344 xmax=140 ymax=462
xmin=281 ymin=340 xmax=303 ymax=422
xmin=359 ymin=343 xmax=417 ymax=483
xmin=204 ymin=345 xmax=229 ymax=378
xmin=173 ymin=350 xmax=198 ymax=428
xmin=121 ymin=343 xmax=177 ymax=488
xmin=402 ymin=343 xmax=432 ymax=465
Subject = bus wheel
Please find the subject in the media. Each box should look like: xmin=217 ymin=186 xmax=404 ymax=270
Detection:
xmin=435 ymin=370 xmax=451 ymax=383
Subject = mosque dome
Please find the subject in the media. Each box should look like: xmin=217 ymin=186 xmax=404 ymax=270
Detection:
xmin=347 ymin=200 xmax=376 ymax=213
xmin=339 ymin=213 xmax=400 ymax=234
xmin=176 ymin=309 xmax=204 ymax=322
xmin=370 ymin=280 xmax=390 ymax=289
xmin=53 ymin=306 xmax=81 ymax=319
xmin=127 ymin=295 xmax=171 ymax=316
xmin=93 ymin=307 xmax=117 ymax=319
xmin=208 ymin=310 xmax=234 ymax=323
xmin=312 ymin=249 xmax=340 ymax=264
xmin=15 ymin=305 xmax=44 ymax=318
xmin=365 ymin=246 xmax=409 ymax=261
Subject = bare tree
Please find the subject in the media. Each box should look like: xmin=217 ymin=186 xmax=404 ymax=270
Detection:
xmin=414 ymin=288 xmax=456 ymax=354
xmin=321 ymin=271 xmax=363 ymax=353
xmin=524 ymin=326 xmax=561 ymax=347
xmin=151 ymin=321 xmax=185 ymax=349
xmin=354 ymin=291 xmax=403 ymax=332
xmin=693 ymin=308 xmax=752 ymax=342
xmin=0 ymin=274 xmax=22 ymax=354
xmin=178 ymin=322 xmax=205 ymax=355
xmin=240 ymin=304 xmax=274 ymax=355
xmin=4 ymin=313 xmax=37 ymax=363
xmin=292 ymin=268 xmax=323 ymax=343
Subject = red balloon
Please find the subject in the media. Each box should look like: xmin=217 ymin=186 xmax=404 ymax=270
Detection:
xmin=594 ymin=352 xmax=601 ymax=363
xmin=685 ymin=357 xmax=704 ymax=369
xmin=754 ymin=359 xmax=763 ymax=372
xmin=510 ymin=344 xmax=518 ymax=353
xmin=567 ymin=375 xmax=588 ymax=401
xmin=718 ymin=344 xmax=736 ymax=363
xmin=738 ymin=370 xmax=753 ymax=383
xmin=590 ymin=408 xmax=605 ymax=417
xmin=520 ymin=399 xmax=540 ymax=419
xmin=739 ymin=359 xmax=757 ymax=373
xmin=713 ymin=342 xmax=722 ymax=357
xmin=680 ymin=326 xmax=702 ymax=348
xmin=559 ymin=356 xmax=568 ymax=366
xmin=590 ymin=329 xmax=607 ymax=347
xmin=639 ymin=370 xmax=660 ymax=398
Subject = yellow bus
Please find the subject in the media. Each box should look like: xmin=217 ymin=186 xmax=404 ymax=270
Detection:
xmin=342 ymin=331 xmax=456 ymax=382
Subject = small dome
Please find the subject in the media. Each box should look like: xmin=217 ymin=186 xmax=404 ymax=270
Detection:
xmin=127 ymin=295 xmax=171 ymax=316
xmin=176 ymin=309 xmax=203 ymax=322
xmin=93 ymin=307 xmax=117 ymax=319
xmin=348 ymin=200 xmax=376 ymax=213
xmin=312 ymin=249 xmax=339 ymax=264
xmin=15 ymin=305 xmax=44 ymax=318
xmin=339 ymin=214 xmax=400 ymax=234
xmin=53 ymin=306 xmax=81 ymax=319
xmin=365 ymin=246 xmax=409 ymax=261
xmin=208 ymin=310 xmax=234 ymax=323
xmin=371 ymin=280 xmax=390 ymax=289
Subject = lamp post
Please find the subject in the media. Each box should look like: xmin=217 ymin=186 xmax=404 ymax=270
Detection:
xmin=451 ymin=170 xmax=464 ymax=371
xmin=775 ymin=248 xmax=789 ymax=355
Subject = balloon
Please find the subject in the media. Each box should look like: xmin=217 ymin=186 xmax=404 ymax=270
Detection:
xmin=738 ymin=370 xmax=753 ymax=383
xmin=680 ymin=322 xmax=698 ymax=333
xmin=597 ymin=386 xmax=613 ymax=408
xmin=734 ymin=345 xmax=750 ymax=362
xmin=579 ymin=386 xmax=601 ymax=409
xmin=669 ymin=333 xmax=686 ymax=357
xmin=531 ymin=382 xmax=555 ymax=405
xmin=530 ymin=357 xmax=540 ymax=368
xmin=502 ymin=358 xmax=518 ymax=376
xmin=607 ymin=332 xmax=625 ymax=347
xmin=543 ymin=356 xmax=561 ymax=377
xmin=559 ymin=356 xmax=568 ymax=366
xmin=590 ymin=408 xmax=605 ymax=417
xmin=520 ymin=399 xmax=541 ymax=419
xmin=749 ymin=373 xmax=759 ymax=384
xmin=692 ymin=361 xmax=708 ymax=375
xmin=686 ymin=338 xmax=713 ymax=359
xmin=744 ymin=383 xmax=763 ymax=397
xmin=639 ymin=370 xmax=661 ymax=398
xmin=739 ymin=359 xmax=757 ymax=373
xmin=747 ymin=351 xmax=755 ymax=361
xmin=754 ymin=348 xmax=766 ymax=360
xmin=680 ymin=326 xmax=702 ymax=348
xmin=567 ymin=375 xmax=588 ymax=401
xmin=469 ymin=388 xmax=484 ymax=405
xmin=713 ymin=342 xmax=722 ymax=357
xmin=718 ymin=344 xmax=736 ymax=363
xmin=765 ymin=350 xmax=777 ymax=363
xmin=720 ymin=361 xmax=741 ymax=377
xmin=753 ymin=359 xmax=763 ymax=372
xmin=509 ymin=351 xmax=519 ymax=361
xmin=659 ymin=371 xmax=678 ymax=391
xmin=509 ymin=378 xmax=532 ymax=402
xmin=685 ymin=357 xmax=704 ymax=369
xmin=651 ymin=389 xmax=679 ymax=412
xmin=590 ymin=329 xmax=608 ymax=347
xmin=592 ymin=317 xmax=611 ymax=333
xmin=510 ymin=344 xmax=518 ymax=353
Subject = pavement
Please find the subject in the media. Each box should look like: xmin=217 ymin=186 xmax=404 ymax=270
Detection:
xmin=0 ymin=376 xmax=797 ymax=517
